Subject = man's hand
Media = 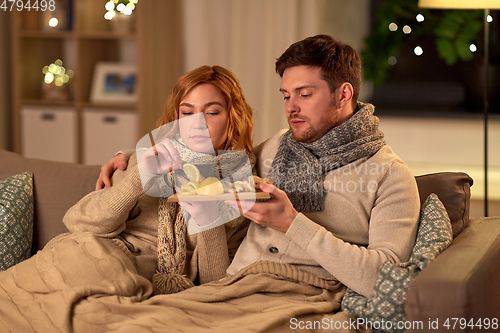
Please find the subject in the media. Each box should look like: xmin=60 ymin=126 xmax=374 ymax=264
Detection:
xmin=225 ymin=183 xmax=298 ymax=233
xmin=95 ymin=153 xmax=130 ymax=190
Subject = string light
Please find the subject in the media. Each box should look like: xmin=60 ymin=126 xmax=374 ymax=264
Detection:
xmin=416 ymin=14 xmax=425 ymax=22
xmin=48 ymin=17 xmax=58 ymax=27
xmin=42 ymin=59 xmax=74 ymax=87
xmin=414 ymin=46 xmax=423 ymax=56
xmin=104 ymin=0 xmax=138 ymax=20
xmin=389 ymin=22 xmax=398 ymax=31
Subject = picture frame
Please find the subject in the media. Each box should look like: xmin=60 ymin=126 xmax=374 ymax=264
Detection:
xmin=90 ymin=62 xmax=137 ymax=104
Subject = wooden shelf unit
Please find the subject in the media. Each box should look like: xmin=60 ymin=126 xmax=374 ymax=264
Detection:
xmin=11 ymin=0 xmax=184 ymax=164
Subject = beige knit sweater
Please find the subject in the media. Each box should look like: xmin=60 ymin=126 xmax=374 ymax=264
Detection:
xmin=227 ymin=129 xmax=420 ymax=297
xmin=62 ymin=153 xmax=249 ymax=284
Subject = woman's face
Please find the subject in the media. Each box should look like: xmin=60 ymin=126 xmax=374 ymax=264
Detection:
xmin=178 ymin=83 xmax=230 ymax=153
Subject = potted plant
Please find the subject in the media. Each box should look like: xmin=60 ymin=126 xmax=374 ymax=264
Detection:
xmin=362 ymin=0 xmax=484 ymax=87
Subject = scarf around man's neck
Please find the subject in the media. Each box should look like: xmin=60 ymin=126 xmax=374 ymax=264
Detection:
xmin=267 ymin=102 xmax=386 ymax=212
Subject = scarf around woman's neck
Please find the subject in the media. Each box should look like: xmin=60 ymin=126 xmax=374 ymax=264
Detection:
xmin=267 ymin=102 xmax=385 ymax=212
xmin=152 ymin=135 xmax=254 ymax=295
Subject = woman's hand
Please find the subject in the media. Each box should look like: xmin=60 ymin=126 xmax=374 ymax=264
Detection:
xmin=95 ymin=153 xmax=130 ymax=190
xmin=174 ymin=177 xmax=220 ymax=227
xmin=178 ymin=200 xmax=221 ymax=227
xmin=140 ymin=140 xmax=184 ymax=175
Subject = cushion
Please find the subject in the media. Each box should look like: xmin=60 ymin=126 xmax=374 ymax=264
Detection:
xmin=0 ymin=172 xmax=34 ymax=270
xmin=341 ymin=193 xmax=453 ymax=333
xmin=415 ymin=172 xmax=472 ymax=238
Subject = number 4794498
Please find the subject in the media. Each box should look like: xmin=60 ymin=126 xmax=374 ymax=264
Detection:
xmin=1 ymin=0 xmax=55 ymax=11
xmin=443 ymin=318 xmax=498 ymax=330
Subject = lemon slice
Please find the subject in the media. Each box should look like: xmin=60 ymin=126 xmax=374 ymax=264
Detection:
xmin=197 ymin=177 xmax=224 ymax=195
xmin=180 ymin=184 xmax=197 ymax=194
xmin=178 ymin=191 xmax=192 ymax=195
xmin=186 ymin=181 xmax=200 ymax=190
xmin=183 ymin=163 xmax=201 ymax=182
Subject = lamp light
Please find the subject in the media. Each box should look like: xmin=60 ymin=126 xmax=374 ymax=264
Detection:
xmin=418 ymin=0 xmax=500 ymax=217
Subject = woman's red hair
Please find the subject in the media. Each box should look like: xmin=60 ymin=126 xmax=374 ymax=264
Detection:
xmin=156 ymin=66 xmax=254 ymax=153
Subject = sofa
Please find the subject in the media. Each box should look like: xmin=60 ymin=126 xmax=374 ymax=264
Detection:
xmin=1 ymin=148 xmax=499 ymax=332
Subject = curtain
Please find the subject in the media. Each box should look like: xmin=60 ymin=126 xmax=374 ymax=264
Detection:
xmin=182 ymin=0 xmax=370 ymax=146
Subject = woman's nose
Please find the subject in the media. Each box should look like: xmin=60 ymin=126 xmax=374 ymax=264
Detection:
xmin=193 ymin=112 xmax=207 ymax=129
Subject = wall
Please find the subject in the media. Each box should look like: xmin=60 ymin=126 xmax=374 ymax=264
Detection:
xmin=379 ymin=115 xmax=500 ymax=217
xmin=0 ymin=11 xmax=11 ymax=150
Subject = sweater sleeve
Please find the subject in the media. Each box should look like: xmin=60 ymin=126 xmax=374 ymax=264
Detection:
xmin=62 ymin=154 xmax=148 ymax=238
xmin=285 ymin=161 xmax=420 ymax=297
xmin=196 ymin=225 xmax=231 ymax=284
xmin=195 ymin=212 xmax=250 ymax=284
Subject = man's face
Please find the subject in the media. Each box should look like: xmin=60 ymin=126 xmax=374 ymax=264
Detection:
xmin=280 ymin=66 xmax=339 ymax=143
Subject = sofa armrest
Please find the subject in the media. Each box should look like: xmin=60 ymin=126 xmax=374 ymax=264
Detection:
xmin=406 ymin=217 xmax=500 ymax=332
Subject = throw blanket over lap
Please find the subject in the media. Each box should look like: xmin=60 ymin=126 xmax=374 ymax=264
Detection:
xmin=0 ymin=232 xmax=368 ymax=333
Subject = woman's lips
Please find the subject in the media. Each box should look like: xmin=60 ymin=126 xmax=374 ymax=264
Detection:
xmin=190 ymin=135 xmax=210 ymax=141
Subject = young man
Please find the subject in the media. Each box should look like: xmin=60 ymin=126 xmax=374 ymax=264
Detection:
xmin=97 ymin=35 xmax=420 ymax=298
xmin=224 ymin=35 xmax=420 ymax=297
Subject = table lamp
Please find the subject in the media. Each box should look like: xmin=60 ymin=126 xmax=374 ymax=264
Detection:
xmin=419 ymin=0 xmax=500 ymax=217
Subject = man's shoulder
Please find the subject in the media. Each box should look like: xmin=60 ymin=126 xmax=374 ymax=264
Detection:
xmin=371 ymin=145 xmax=402 ymax=163
xmin=253 ymin=129 xmax=288 ymax=177
xmin=368 ymin=145 xmax=414 ymax=179
xmin=254 ymin=129 xmax=287 ymax=150
xmin=254 ymin=129 xmax=287 ymax=158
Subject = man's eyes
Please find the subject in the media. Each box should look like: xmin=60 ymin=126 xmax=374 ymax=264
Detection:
xmin=282 ymin=92 xmax=311 ymax=100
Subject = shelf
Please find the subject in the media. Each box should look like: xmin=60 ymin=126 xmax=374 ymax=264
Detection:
xmin=12 ymin=0 xmax=185 ymax=164
xmin=81 ymin=102 xmax=136 ymax=110
xmin=12 ymin=0 xmax=140 ymax=164
xmin=76 ymin=31 xmax=136 ymax=40
xmin=21 ymin=99 xmax=75 ymax=107
xmin=19 ymin=30 xmax=74 ymax=39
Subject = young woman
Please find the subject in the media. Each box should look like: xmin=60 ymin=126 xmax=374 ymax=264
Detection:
xmin=17 ymin=66 xmax=254 ymax=296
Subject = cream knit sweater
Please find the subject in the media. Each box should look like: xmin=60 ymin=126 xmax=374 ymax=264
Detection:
xmin=62 ymin=153 xmax=249 ymax=284
xmin=227 ymin=130 xmax=420 ymax=297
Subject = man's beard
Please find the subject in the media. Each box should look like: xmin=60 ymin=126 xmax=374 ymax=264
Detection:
xmin=288 ymin=107 xmax=339 ymax=143
xmin=288 ymin=116 xmax=315 ymax=143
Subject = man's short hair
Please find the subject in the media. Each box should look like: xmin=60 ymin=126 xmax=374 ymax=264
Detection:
xmin=275 ymin=35 xmax=361 ymax=104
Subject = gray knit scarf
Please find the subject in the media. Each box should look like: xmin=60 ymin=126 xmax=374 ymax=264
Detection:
xmin=267 ymin=102 xmax=385 ymax=212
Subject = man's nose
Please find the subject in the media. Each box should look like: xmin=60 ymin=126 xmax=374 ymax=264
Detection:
xmin=286 ymin=97 xmax=299 ymax=114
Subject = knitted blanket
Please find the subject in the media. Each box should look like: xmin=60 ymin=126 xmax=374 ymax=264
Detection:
xmin=0 ymin=232 xmax=367 ymax=333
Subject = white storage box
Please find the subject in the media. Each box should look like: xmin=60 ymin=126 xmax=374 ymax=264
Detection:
xmin=21 ymin=106 xmax=78 ymax=163
xmin=82 ymin=109 xmax=137 ymax=165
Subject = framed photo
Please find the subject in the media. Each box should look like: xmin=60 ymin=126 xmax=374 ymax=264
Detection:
xmin=90 ymin=62 xmax=137 ymax=104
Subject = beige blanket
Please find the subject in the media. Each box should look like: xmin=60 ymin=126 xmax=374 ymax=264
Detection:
xmin=0 ymin=232 xmax=369 ymax=333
